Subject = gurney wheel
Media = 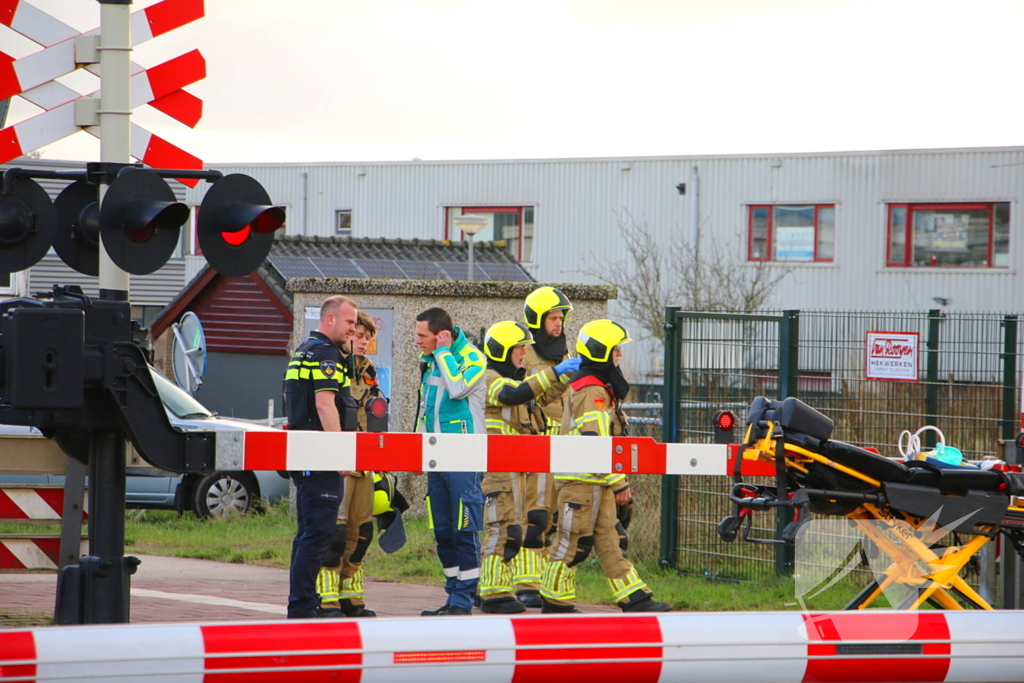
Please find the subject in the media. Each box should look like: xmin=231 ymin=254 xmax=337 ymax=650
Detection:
xmin=718 ymin=516 xmax=742 ymax=543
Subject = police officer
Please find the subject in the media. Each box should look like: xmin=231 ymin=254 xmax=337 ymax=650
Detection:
xmin=479 ymin=321 xmax=580 ymax=614
xmin=283 ymin=295 xmax=359 ymax=619
xmin=316 ymin=311 xmax=381 ymax=617
xmin=414 ymin=307 xmax=487 ymax=616
xmin=540 ymin=319 xmax=671 ymax=614
xmin=514 ymin=286 xmax=574 ymax=607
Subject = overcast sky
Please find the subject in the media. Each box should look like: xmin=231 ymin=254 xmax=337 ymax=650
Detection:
xmin=4 ymin=0 xmax=1024 ymax=164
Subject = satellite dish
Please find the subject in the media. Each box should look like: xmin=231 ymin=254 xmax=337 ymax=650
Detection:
xmin=171 ymin=311 xmax=207 ymax=395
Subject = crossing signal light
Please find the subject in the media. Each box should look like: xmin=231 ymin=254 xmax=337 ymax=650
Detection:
xmin=365 ymin=396 xmax=389 ymax=433
xmin=53 ymin=180 xmax=101 ymax=276
xmin=197 ymin=174 xmax=285 ymax=277
xmin=0 ymin=177 xmax=57 ymax=275
xmin=99 ymin=169 xmax=190 ymax=275
xmin=713 ymin=410 xmax=736 ymax=444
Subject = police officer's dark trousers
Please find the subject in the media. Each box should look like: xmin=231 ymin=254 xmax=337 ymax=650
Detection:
xmin=426 ymin=471 xmax=484 ymax=611
xmin=288 ymin=471 xmax=343 ymax=619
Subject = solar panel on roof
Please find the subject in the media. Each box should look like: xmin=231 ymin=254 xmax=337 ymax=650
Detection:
xmin=353 ymin=259 xmax=406 ymax=279
xmin=395 ymin=260 xmax=446 ymax=280
xmin=310 ymin=258 xmax=364 ymax=278
xmin=269 ymin=256 xmax=324 ymax=279
xmin=479 ymin=262 xmax=531 ymax=282
xmin=435 ymin=261 xmax=471 ymax=280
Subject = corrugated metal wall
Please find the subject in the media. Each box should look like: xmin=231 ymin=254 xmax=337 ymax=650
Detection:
xmin=190 ymin=147 xmax=1024 ymax=313
xmin=2 ymin=159 xmax=192 ymax=306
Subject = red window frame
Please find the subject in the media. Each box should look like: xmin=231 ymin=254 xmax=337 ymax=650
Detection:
xmin=444 ymin=206 xmax=530 ymax=262
xmin=887 ymin=202 xmax=998 ymax=268
xmin=747 ymin=204 xmax=835 ymax=263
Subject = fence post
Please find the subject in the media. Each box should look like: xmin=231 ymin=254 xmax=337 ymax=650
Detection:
xmin=924 ymin=310 xmax=942 ymax=448
xmin=1001 ymin=315 xmax=1019 ymax=442
xmin=659 ymin=306 xmax=682 ymax=568
xmin=775 ymin=310 xmax=799 ymax=575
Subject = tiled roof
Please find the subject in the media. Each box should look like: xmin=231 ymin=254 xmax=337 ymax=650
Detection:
xmin=270 ymin=235 xmax=528 ymax=265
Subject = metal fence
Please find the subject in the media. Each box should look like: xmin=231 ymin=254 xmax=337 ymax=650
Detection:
xmin=660 ymin=307 xmax=1021 ymax=583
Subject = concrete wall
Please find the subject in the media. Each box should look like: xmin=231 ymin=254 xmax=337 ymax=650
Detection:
xmin=288 ymin=279 xmax=616 ymax=433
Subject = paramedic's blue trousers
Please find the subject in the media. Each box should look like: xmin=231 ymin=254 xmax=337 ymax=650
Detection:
xmin=426 ymin=471 xmax=484 ymax=611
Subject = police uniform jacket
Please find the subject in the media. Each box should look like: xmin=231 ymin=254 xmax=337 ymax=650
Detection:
xmin=284 ymin=331 xmax=357 ymax=432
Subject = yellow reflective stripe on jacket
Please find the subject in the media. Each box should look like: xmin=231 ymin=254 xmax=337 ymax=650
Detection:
xmin=487 ymin=377 xmax=518 ymax=406
xmin=553 ymin=472 xmax=626 ymax=487
xmin=570 ymin=410 xmax=610 ymax=436
xmin=486 ymin=419 xmax=517 ymax=435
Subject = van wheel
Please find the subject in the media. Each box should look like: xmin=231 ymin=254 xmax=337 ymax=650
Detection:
xmin=192 ymin=472 xmax=259 ymax=519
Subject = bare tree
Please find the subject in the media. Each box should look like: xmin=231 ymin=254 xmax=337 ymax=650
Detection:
xmin=577 ymin=212 xmax=790 ymax=341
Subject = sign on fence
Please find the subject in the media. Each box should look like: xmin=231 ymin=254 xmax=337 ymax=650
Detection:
xmin=866 ymin=330 xmax=919 ymax=382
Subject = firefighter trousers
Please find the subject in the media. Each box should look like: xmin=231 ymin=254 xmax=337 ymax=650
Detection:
xmin=479 ymin=472 xmax=523 ymax=604
xmin=540 ymin=481 xmax=652 ymax=609
xmin=317 ymin=473 xmax=374 ymax=609
xmin=512 ymin=472 xmax=555 ymax=595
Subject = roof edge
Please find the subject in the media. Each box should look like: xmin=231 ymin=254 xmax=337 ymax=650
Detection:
xmin=286 ymin=279 xmax=616 ymax=301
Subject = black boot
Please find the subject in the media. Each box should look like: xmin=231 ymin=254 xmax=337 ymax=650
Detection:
xmin=339 ymin=599 xmax=376 ymax=618
xmin=516 ymin=591 xmax=543 ymax=608
xmin=421 ymin=604 xmax=472 ymax=616
xmin=620 ymin=596 xmax=671 ymax=613
xmin=481 ymin=597 xmax=527 ymax=614
xmin=540 ymin=598 xmax=583 ymax=614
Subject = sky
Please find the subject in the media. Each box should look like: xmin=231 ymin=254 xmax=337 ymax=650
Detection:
xmin=4 ymin=0 xmax=1024 ymax=164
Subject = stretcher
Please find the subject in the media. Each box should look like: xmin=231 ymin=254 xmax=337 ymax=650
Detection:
xmin=717 ymin=397 xmax=1024 ymax=610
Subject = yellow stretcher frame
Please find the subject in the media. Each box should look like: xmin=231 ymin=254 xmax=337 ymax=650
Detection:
xmin=740 ymin=425 xmax=1024 ymax=611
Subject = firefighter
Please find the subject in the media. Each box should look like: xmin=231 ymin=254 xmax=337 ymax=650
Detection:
xmin=283 ymin=295 xmax=358 ymax=619
xmin=316 ymin=311 xmax=381 ymax=618
xmin=539 ymin=319 xmax=671 ymax=614
xmin=479 ymin=321 xmax=581 ymax=614
xmin=514 ymin=286 xmax=574 ymax=607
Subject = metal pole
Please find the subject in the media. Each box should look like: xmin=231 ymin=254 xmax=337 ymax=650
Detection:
xmin=659 ymin=306 xmax=681 ymax=568
xmin=467 ymin=234 xmax=474 ymax=280
xmin=86 ymin=0 xmax=134 ymax=625
xmin=776 ymin=310 xmax=799 ymax=575
xmin=924 ymin=310 xmax=942 ymax=449
xmin=1000 ymin=315 xmax=1018 ymax=441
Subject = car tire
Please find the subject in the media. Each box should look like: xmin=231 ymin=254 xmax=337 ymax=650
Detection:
xmin=192 ymin=471 xmax=260 ymax=519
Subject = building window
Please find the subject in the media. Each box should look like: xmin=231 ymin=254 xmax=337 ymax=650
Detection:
xmin=887 ymin=202 xmax=1010 ymax=268
xmin=336 ymin=210 xmax=352 ymax=237
xmin=748 ymin=204 xmax=835 ymax=262
xmin=445 ymin=206 xmax=534 ymax=263
xmin=0 ymin=271 xmax=11 ymax=293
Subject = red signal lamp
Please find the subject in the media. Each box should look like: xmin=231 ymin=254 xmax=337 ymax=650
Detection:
xmin=713 ymin=410 xmax=737 ymax=444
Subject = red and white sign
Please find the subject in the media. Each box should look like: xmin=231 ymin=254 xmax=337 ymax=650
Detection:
xmin=2 ymin=611 xmax=1023 ymax=682
xmin=866 ymin=331 xmax=919 ymax=382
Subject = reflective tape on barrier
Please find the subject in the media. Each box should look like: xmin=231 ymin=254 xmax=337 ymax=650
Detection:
xmin=2 ymin=611 xmax=1024 ymax=683
xmin=215 ymin=431 xmax=758 ymax=476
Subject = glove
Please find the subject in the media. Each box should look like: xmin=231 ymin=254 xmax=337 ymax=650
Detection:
xmin=554 ymin=357 xmax=581 ymax=376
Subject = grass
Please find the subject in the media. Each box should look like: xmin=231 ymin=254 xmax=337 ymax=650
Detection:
xmin=2 ymin=504 xmax=889 ymax=616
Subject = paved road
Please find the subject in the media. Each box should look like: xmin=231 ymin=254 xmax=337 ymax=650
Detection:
xmin=0 ymin=554 xmax=615 ymax=624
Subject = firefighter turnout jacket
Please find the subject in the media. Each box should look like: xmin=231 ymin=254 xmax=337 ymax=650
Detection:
xmin=484 ymin=366 xmax=568 ymax=436
xmin=351 ymin=355 xmax=381 ymax=433
xmin=523 ymin=345 xmax=570 ymax=435
xmin=557 ymin=375 xmax=630 ymax=489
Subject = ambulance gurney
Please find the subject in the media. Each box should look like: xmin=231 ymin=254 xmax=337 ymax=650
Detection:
xmin=716 ymin=397 xmax=1024 ymax=610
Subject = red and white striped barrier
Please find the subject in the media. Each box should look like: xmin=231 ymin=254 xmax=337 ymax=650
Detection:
xmin=1 ymin=611 xmax=1022 ymax=682
xmin=0 ymin=486 xmax=87 ymax=522
xmin=215 ymin=432 xmax=776 ymax=477
xmin=0 ymin=535 xmax=81 ymax=570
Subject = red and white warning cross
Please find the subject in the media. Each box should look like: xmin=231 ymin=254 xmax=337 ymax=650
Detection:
xmin=216 ymin=431 xmax=776 ymax=477
xmin=0 ymin=0 xmax=205 ymax=178
xmin=1 ymin=611 xmax=1022 ymax=682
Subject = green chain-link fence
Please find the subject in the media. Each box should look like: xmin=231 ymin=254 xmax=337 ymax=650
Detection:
xmin=660 ymin=308 xmax=1021 ymax=583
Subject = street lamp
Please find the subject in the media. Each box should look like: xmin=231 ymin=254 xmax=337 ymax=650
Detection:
xmin=452 ymin=214 xmax=488 ymax=280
